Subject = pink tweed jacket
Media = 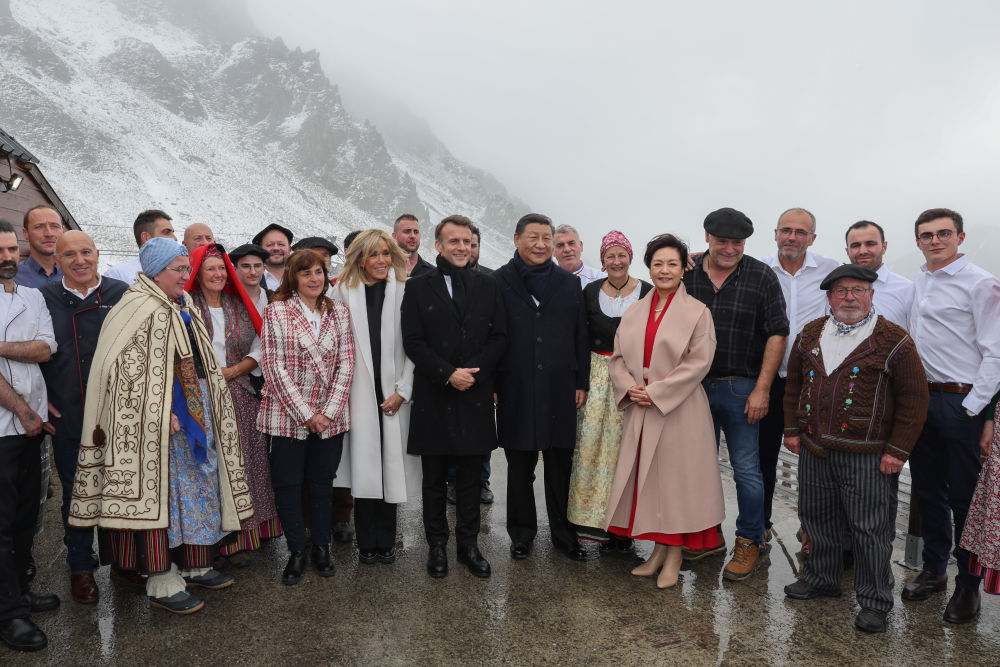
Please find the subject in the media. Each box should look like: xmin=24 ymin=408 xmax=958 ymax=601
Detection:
xmin=257 ymin=295 xmax=355 ymax=439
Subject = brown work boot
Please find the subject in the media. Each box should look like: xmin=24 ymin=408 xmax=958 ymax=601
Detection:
xmin=723 ymin=537 xmax=760 ymax=581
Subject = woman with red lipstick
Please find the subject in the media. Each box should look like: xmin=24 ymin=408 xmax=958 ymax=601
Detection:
xmin=185 ymin=243 xmax=282 ymax=568
xmin=605 ymin=234 xmax=725 ymax=589
xmin=258 ymin=249 xmax=355 ymax=585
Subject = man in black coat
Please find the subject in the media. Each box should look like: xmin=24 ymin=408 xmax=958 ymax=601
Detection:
xmin=402 ymin=215 xmax=508 ymax=579
xmin=39 ymin=232 xmax=128 ymax=604
xmin=493 ymin=213 xmax=590 ymax=561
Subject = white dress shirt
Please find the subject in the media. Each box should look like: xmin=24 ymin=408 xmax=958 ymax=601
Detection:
xmin=62 ymin=276 xmax=102 ymax=299
xmin=910 ymin=255 xmax=1000 ymax=414
xmin=0 ymin=285 xmax=57 ymax=435
xmin=762 ymin=250 xmax=840 ymax=377
xmin=103 ymin=257 xmax=142 ymax=285
xmin=568 ymin=262 xmax=605 ymax=288
xmin=872 ymin=264 xmax=914 ymax=329
xmin=263 ymin=270 xmax=282 ymax=291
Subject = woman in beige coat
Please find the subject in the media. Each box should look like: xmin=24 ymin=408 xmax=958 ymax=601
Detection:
xmin=605 ymin=234 xmax=725 ymax=589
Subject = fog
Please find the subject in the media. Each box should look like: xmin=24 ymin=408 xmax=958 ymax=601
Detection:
xmin=246 ymin=0 xmax=1000 ymax=276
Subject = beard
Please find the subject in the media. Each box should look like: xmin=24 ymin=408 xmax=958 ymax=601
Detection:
xmin=0 ymin=263 xmax=16 ymax=280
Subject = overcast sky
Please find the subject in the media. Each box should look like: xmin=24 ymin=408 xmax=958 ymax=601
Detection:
xmin=246 ymin=1 xmax=1000 ymax=275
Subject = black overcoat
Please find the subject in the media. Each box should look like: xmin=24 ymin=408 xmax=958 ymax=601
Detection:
xmin=493 ymin=258 xmax=590 ymax=451
xmin=401 ymin=268 xmax=508 ymax=456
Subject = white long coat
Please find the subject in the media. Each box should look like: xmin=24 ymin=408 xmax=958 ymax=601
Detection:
xmin=333 ymin=275 xmax=421 ymax=503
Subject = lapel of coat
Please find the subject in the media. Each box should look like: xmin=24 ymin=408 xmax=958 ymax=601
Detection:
xmin=379 ymin=275 xmax=402 ymax=391
xmin=288 ymin=296 xmax=326 ymax=377
xmin=498 ymin=262 xmax=536 ymax=309
xmin=620 ymin=289 xmax=652 ymax=383
xmin=343 ymin=284 xmax=376 ymax=391
xmin=427 ymin=271 xmax=461 ymax=321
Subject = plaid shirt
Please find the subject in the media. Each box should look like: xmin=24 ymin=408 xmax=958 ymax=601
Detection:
xmin=257 ymin=296 xmax=355 ymax=439
xmin=682 ymin=253 xmax=789 ymax=378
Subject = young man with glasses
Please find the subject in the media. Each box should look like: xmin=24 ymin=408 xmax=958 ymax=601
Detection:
xmin=760 ymin=208 xmax=839 ymax=544
xmin=903 ymin=208 xmax=1000 ymax=624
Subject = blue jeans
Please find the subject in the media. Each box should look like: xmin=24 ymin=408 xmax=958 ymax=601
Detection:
xmin=52 ymin=436 xmax=98 ymax=574
xmin=703 ymin=377 xmax=765 ymax=543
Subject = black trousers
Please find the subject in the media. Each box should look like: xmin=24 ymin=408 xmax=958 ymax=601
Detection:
xmin=505 ymin=448 xmax=576 ymax=550
xmin=269 ymin=433 xmax=343 ymax=552
xmin=758 ymin=377 xmax=786 ymax=530
xmin=353 ymin=498 xmax=397 ymax=551
xmin=0 ymin=434 xmax=43 ymax=622
xmin=422 ymin=454 xmax=481 ymax=547
xmin=909 ymin=391 xmax=984 ymax=590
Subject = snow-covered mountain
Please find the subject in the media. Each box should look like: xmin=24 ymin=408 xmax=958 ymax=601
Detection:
xmin=0 ymin=0 xmax=528 ymax=268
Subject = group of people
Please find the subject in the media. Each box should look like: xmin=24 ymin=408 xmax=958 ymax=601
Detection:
xmin=0 ymin=202 xmax=997 ymax=652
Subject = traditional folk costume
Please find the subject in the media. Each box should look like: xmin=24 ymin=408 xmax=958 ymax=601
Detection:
xmin=962 ymin=396 xmax=1000 ymax=595
xmin=186 ymin=244 xmax=282 ymax=558
xmin=568 ymin=231 xmax=652 ymax=544
xmin=605 ymin=284 xmax=724 ymax=547
xmin=69 ymin=241 xmax=252 ymax=605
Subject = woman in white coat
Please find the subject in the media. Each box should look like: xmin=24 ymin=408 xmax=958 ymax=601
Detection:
xmin=334 ymin=229 xmax=420 ymax=564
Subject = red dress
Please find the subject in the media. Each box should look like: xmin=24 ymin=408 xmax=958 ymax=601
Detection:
xmin=608 ymin=290 xmax=719 ymax=549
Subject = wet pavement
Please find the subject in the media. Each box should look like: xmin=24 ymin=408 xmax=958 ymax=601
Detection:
xmin=17 ymin=451 xmax=1000 ymax=665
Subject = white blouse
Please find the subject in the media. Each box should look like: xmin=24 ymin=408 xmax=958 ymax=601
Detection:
xmin=598 ymin=286 xmax=642 ymax=318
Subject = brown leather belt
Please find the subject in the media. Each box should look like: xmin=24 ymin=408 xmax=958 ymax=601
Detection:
xmin=706 ymin=376 xmax=741 ymax=381
xmin=928 ymin=382 xmax=972 ymax=394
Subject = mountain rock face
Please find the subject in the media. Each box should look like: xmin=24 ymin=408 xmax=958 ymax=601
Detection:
xmin=0 ymin=0 xmax=527 ymax=267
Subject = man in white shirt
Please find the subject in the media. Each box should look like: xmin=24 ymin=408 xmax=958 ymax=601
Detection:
xmin=251 ymin=223 xmax=294 ymax=291
xmin=104 ymin=210 xmax=177 ymax=285
xmin=844 ymin=220 xmax=913 ymax=327
xmin=0 ymin=220 xmax=58 ymax=652
xmin=553 ymin=224 xmax=604 ymax=287
xmin=902 ymin=207 xmax=1000 ymax=625
xmin=759 ymin=208 xmax=839 ymax=538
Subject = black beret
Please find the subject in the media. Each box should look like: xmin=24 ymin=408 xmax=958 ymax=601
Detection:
xmin=251 ymin=223 xmax=293 ymax=246
xmin=703 ymin=207 xmax=754 ymax=239
xmin=228 ymin=243 xmax=269 ymax=264
xmin=820 ymin=264 xmax=879 ymax=291
xmin=292 ymin=236 xmax=339 ymax=256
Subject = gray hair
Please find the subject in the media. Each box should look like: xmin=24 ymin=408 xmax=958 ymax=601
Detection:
xmin=554 ymin=224 xmax=580 ymax=238
xmin=777 ymin=207 xmax=816 ymax=233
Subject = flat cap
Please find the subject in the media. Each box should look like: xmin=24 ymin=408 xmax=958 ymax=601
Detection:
xmin=228 ymin=243 xmax=269 ymax=264
xmin=252 ymin=223 xmax=293 ymax=246
xmin=820 ymin=264 xmax=878 ymax=291
xmin=704 ymin=207 xmax=754 ymax=239
xmin=292 ymin=236 xmax=339 ymax=256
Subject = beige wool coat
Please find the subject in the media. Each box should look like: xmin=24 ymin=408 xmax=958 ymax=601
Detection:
xmin=604 ymin=284 xmax=726 ymax=536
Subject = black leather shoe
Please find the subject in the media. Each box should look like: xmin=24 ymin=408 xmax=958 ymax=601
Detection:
xmin=901 ymin=571 xmax=947 ymax=601
xmin=510 ymin=542 xmax=531 ymax=559
xmin=282 ymin=551 xmax=307 ymax=585
xmin=332 ymin=521 xmax=354 ymax=544
xmin=376 ymin=547 xmax=396 ymax=564
xmin=23 ymin=591 xmax=60 ymax=613
xmin=0 ymin=617 xmax=47 ymax=652
xmin=358 ymin=549 xmax=378 ymax=565
xmin=562 ymin=542 xmax=587 ymax=561
xmin=855 ymin=608 xmax=887 ymax=633
xmin=427 ymin=545 xmax=448 ymax=578
xmin=944 ymin=588 xmax=981 ymax=624
xmin=457 ymin=545 xmax=491 ymax=578
xmin=312 ymin=544 xmax=335 ymax=577
xmin=784 ymin=579 xmax=842 ymax=600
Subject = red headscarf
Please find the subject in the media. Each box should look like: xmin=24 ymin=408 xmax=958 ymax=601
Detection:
xmin=184 ymin=243 xmax=263 ymax=334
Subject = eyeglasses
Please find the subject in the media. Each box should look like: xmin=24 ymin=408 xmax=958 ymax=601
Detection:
xmin=829 ymin=286 xmax=871 ymax=298
xmin=777 ymin=227 xmax=811 ymax=238
xmin=917 ymin=229 xmax=955 ymax=243
xmin=166 ymin=265 xmax=193 ymax=276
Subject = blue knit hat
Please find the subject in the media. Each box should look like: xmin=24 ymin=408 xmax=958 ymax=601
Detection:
xmin=140 ymin=237 xmax=188 ymax=277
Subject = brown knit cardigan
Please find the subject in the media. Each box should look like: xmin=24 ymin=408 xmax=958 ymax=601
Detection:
xmin=783 ymin=315 xmax=929 ymax=462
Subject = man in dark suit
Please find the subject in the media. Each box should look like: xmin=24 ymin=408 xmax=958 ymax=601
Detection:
xmin=493 ymin=213 xmax=590 ymax=561
xmin=402 ymin=215 xmax=508 ymax=578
